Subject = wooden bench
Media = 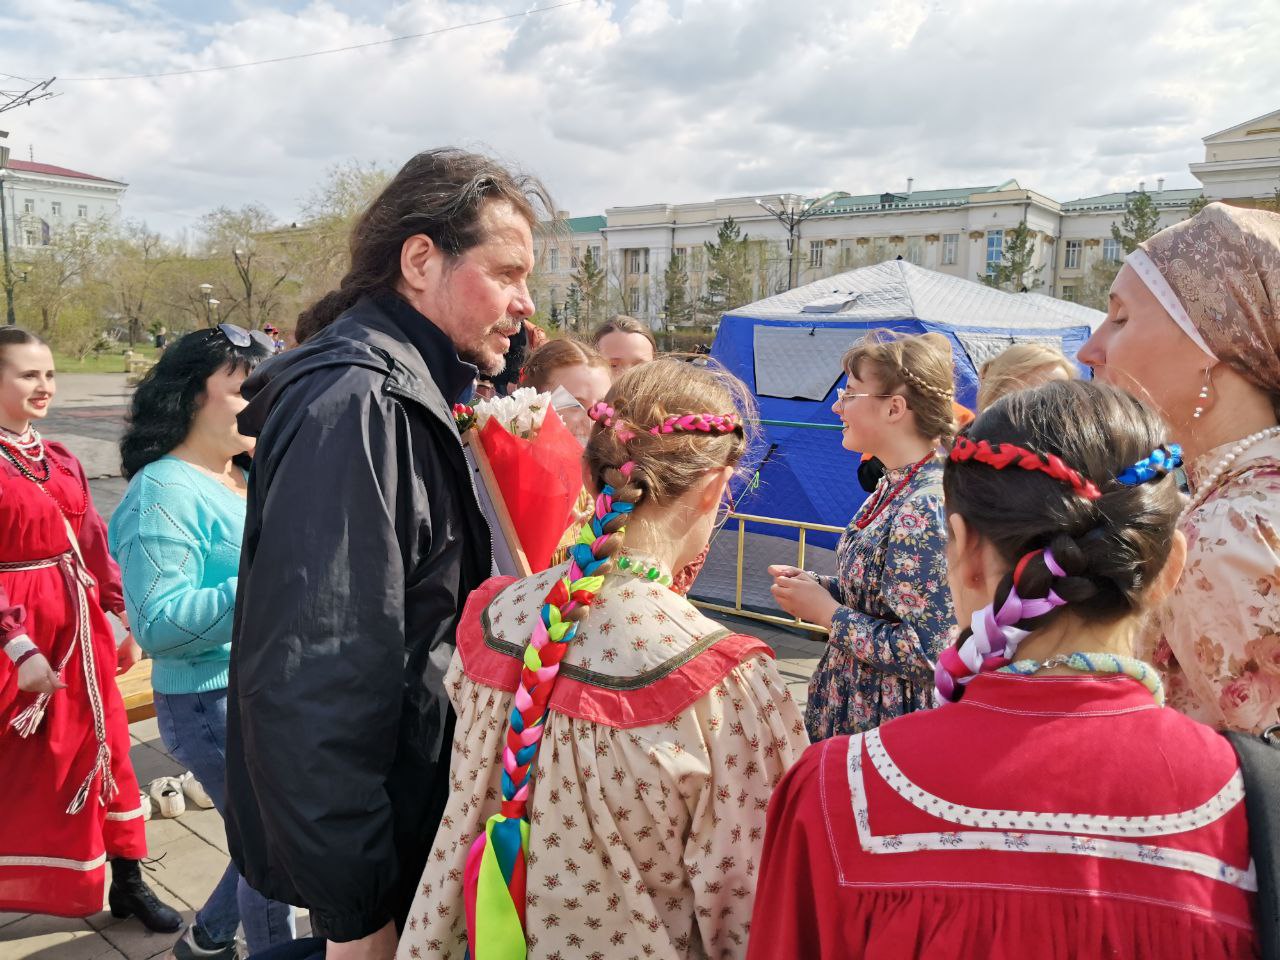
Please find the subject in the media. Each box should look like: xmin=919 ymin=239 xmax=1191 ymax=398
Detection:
xmin=125 ymin=356 xmax=156 ymax=386
xmin=117 ymin=658 xmax=156 ymax=724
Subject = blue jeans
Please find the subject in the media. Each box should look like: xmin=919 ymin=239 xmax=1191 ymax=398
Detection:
xmin=155 ymin=689 xmax=295 ymax=952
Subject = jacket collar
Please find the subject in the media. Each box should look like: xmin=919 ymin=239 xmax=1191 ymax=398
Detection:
xmin=370 ymin=290 xmax=477 ymax=407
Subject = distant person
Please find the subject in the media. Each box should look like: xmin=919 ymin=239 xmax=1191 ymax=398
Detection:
xmin=154 ymin=326 xmax=168 ymax=351
xmin=489 ymin=319 xmax=548 ymax=396
xmin=110 ymin=327 xmax=295 ymax=960
xmin=769 ymin=331 xmax=957 ymax=740
xmin=977 ymin=342 xmax=1076 ymax=412
xmin=0 ymin=327 xmax=181 ymax=932
xmin=520 ymin=338 xmax=611 ymax=444
xmin=591 ymin=314 xmax=657 ymax=378
xmin=225 ymin=149 xmax=549 ymax=960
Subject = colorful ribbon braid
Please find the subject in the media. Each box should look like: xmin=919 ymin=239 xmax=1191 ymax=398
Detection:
xmin=462 ymin=462 xmax=638 ymax=959
xmin=934 ymin=547 xmax=1068 ymax=703
xmin=649 ymin=412 xmax=740 ymax=436
xmin=586 ymin=401 xmax=637 ymax=441
xmin=1115 ymin=443 xmax=1182 ymax=486
xmin=949 ymin=436 xmax=1102 ymax=500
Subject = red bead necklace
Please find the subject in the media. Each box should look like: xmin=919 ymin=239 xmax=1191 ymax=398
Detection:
xmin=853 ymin=450 xmax=936 ymax=530
xmin=0 ymin=429 xmax=87 ymax=517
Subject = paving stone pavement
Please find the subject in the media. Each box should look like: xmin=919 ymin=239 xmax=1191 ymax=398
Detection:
xmin=3 ymin=374 xmax=823 ymax=959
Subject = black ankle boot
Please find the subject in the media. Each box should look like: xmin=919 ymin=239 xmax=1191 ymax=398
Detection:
xmin=108 ymin=857 xmax=182 ymax=932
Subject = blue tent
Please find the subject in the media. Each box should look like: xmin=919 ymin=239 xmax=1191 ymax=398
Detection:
xmin=709 ymin=260 xmax=1103 ymax=554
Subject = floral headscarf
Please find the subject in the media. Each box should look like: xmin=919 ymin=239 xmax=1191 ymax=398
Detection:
xmin=1127 ymin=202 xmax=1280 ymax=397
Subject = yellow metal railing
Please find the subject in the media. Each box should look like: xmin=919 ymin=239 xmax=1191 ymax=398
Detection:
xmin=691 ymin=511 xmax=844 ymax=635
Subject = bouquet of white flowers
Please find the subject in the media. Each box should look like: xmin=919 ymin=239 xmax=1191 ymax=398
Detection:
xmin=472 ymin=387 xmax=552 ymax=439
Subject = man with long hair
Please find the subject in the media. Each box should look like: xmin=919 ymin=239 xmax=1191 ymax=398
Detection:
xmin=225 ymin=149 xmax=550 ymax=960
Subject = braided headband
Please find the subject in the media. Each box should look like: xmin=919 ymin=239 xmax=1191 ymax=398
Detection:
xmin=934 ymin=547 xmax=1068 ymax=703
xmin=901 ymin=366 xmax=954 ymax=402
xmin=949 ymin=437 xmax=1102 ymax=500
xmin=1116 ymin=444 xmax=1182 ymax=486
xmin=462 ymin=460 xmax=636 ymax=956
xmin=587 ymin=402 xmax=740 ymax=441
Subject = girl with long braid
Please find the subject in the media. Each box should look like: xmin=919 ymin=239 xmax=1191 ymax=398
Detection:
xmin=749 ymin=379 xmax=1258 ymax=959
xmin=397 ymin=358 xmax=808 ymax=960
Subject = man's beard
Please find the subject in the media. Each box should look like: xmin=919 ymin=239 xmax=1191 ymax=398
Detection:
xmin=459 ymin=341 xmax=507 ymax=377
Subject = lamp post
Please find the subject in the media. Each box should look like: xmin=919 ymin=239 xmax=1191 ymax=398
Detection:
xmin=754 ymin=191 xmax=850 ymax=291
xmin=198 ymin=283 xmax=214 ymax=326
xmin=0 ymin=139 xmax=15 ymax=325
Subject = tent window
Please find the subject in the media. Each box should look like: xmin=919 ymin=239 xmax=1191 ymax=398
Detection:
xmin=753 ymin=326 xmax=865 ymax=400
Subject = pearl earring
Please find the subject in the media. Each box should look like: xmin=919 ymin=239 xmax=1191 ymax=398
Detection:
xmin=1192 ymin=367 xmax=1212 ymax=420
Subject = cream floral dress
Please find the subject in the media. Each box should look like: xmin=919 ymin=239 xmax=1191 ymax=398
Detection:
xmin=397 ymin=562 xmax=809 ymax=960
xmin=1138 ymin=433 xmax=1280 ymax=733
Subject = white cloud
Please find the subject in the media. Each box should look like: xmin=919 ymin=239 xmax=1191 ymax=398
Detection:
xmin=3 ymin=0 xmax=1277 ymax=236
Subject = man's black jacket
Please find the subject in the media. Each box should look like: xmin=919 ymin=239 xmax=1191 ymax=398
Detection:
xmin=224 ymin=292 xmax=492 ymax=941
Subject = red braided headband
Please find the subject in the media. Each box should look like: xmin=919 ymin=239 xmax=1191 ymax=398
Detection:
xmin=949 ymin=436 xmax=1102 ymax=501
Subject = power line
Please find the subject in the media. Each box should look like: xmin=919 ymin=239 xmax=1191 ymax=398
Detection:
xmin=0 ymin=76 xmax=58 ymax=114
xmin=59 ymin=0 xmax=587 ymax=83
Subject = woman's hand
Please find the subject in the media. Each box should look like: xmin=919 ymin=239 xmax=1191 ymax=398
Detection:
xmin=327 ymin=921 xmax=397 ymax=960
xmin=116 ymin=633 xmax=143 ymax=675
xmin=17 ymin=652 xmax=67 ymax=695
xmin=768 ymin=565 xmax=840 ymax=629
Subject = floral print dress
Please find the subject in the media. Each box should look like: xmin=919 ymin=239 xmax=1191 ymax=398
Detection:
xmin=1138 ymin=433 xmax=1280 ymax=734
xmin=805 ymin=458 xmax=957 ymax=741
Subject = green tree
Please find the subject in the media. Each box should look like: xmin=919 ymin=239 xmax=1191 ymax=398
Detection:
xmin=563 ymin=284 xmax=582 ymax=329
xmin=1111 ymin=191 xmax=1161 ymax=253
xmin=700 ymin=217 xmax=753 ymax=314
xmin=1185 ymin=194 xmax=1210 ymax=219
xmin=14 ymin=216 xmax=110 ymax=340
xmin=102 ymin=221 xmax=172 ymax=345
xmin=978 ymin=220 xmax=1043 ymax=292
xmin=662 ymin=252 xmax=694 ymax=327
xmin=1081 ymin=259 xmax=1121 ymax=311
xmin=570 ymin=247 xmax=606 ymax=330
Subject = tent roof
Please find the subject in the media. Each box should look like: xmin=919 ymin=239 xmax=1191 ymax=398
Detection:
xmin=723 ymin=260 xmax=1104 ymax=331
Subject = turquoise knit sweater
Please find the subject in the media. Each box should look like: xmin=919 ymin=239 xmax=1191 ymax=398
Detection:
xmin=108 ymin=456 xmax=247 ymax=695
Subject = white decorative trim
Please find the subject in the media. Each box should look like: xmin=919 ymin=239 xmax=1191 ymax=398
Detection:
xmin=106 ymin=805 xmax=146 ymax=821
xmin=0 ymin=852 xmax=106 ymax=872
xmin=846 ymin=734 xmax=1256 ymax=893
xmin=863 ymin=727 xmax=1243 ymax=837
xmin=1126 ymin=249 xmax=1219 ymax=361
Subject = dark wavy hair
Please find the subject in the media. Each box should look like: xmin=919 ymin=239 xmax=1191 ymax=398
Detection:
xmin=119 ymin=330 xmax=271 ymax=479
xmin=294 ymin=148 xmax=552 ymax=344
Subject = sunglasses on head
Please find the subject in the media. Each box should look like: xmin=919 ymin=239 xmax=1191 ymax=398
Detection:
xmin=215 ymin=322 xmax=278 ymax=354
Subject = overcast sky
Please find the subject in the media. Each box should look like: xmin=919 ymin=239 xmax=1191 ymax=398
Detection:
xmin=2 ymin=0 xmax=1277 ymax=237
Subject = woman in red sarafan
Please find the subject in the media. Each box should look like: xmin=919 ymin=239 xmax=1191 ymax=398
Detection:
xmin=748 ymin=380 xmax=1259 ymax=959
xmin=0 ymin=328 xmax=179 ymax=929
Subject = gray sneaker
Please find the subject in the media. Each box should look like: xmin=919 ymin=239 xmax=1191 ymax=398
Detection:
xmin=170 ymin=924 xmax=237 ymax=960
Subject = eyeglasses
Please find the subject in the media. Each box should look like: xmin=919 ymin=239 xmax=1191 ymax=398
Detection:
xmin=837 ymin=390 xmax=896 ymax=404
xmin=215 ymin=322 xmax=278 ymax=354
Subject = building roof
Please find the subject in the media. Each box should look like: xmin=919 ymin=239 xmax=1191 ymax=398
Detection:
xmin=564 ymin=215 xmax=605 ymax=234
xmin=813 ymin=183 xmax=1007 ymax=216
xmin=2 ymin=159 xmax=126 ymax=186
xmin=1060 ymin=188 xmax=1202 ymax=212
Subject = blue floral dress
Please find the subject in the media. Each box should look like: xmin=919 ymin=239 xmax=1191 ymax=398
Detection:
xmin=805 ymin=458 xmax=957 ymax=741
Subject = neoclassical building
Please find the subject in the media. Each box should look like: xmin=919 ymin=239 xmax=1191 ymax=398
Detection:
xmin=537 ymin=108 xmax=1280 ymax=326
xmin=0 ymin=158 xmax=127 ymax=250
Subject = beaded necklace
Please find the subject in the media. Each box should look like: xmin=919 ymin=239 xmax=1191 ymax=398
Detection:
xmin=0 ymin=428 xmax=88 ymax=517
xmin=1182 ymin=425 xmax=1280 ymax=519
xmin=614 ymin=553 xmax=673 ymax=587
xmin=999 ymin=651 xmax=1165 ymax=706
xmin=853 ymin=450 xmax=935 ymax=530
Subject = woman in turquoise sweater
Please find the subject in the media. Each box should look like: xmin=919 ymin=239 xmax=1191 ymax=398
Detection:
xmin=109 ymin=326 xmax=294 ymax=960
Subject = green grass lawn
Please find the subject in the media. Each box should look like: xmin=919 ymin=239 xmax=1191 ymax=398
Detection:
xmin=53 ymin=346 xmax=161 ymax=375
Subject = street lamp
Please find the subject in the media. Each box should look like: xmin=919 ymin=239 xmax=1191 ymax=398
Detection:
xmin=198 ymin=283 xmax=215 ymax=326
xmin=755 ymin=191 xmax=851 ymax=291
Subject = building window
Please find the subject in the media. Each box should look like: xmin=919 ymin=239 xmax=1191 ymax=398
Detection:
xmin=589 ymin=244 xmax=601 ymax=264
xmin=629 ymin=288 xmax=640 ymax=312
xmin=1062 ymin=285 xmax=1077 ymax=302
xmin=570 ymin=247 xmax=579 ymax=269
xmin=690 ymin=248 xmax=704 ymax=272
xmin=906 ymin=237 xmax=923 ymax=265
xmin=872 ymin=238 xmax=888 ymax=261
xmin=22 ymin=199 xmax=34 ymax=214
xmin=1102 ymin=238 xmax=1123 ymax=263
xmin=1065 ymin=240 xmax=1082 ymax=270
xmin=627 ymin=249 xmax=649 ymax=275
xmin=50 ymin=201 xmax=61 ymax=217
xmin=808 ymin=240 xmax=824 ymax=268
xmin=985 ymin=230 xmax=1004 ymax=275
xmin=78 ymin=204 xmax=88 ymax=219
xmin=941 ymin=234 xmax=959 ymax=265
xmin=23 ymin=230 xmax=37 ymax=246
xmin=548 ymin=247 xmax=559 ymax=272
